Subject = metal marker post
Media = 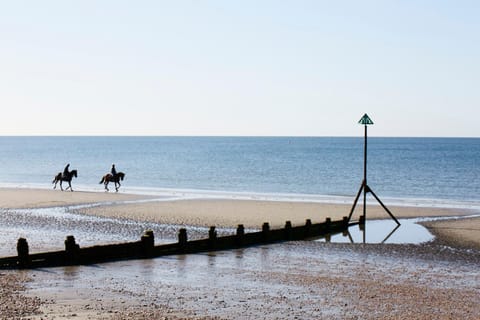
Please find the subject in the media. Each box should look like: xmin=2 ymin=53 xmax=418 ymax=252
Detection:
xmin=347 ymin=114 xmax=400 ymax=236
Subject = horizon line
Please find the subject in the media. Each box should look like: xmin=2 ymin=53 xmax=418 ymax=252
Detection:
xmin=0 ymin=134 xmax=478 ymax=139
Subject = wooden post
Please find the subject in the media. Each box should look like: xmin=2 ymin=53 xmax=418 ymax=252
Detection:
xmin=343 ymin=216 xmax=349 ymax=227
xmin=325 ymin=217 xmax=331 ymax=226
xmin=17 ymin=238 xmax=30 ymax=268
xmin=262 ymin=222 xmax=270 ymax=242
xmin=236 ymin=224 xmax=245 ymax=236
xmin=359 ymin=215 xmax=365 ymax=225
xmin=141 ymin=230 xmax=154 ymax=257
xmin=208 ymin=226 xmax=217 ymax=248
xmin=359 ymin=215 xmax=365 ymax=234
xmin=178 ymin=228 xmax=188 ymax=247
xmin=65 ymin=235 xmax=80 ymax=264
xmin=305 ymin=219 xmax=312 ymax=238
xmin=284 ymin=221 xmax=292 ymax=240
xmin=236 ymin=224 xmax=245 ymax=246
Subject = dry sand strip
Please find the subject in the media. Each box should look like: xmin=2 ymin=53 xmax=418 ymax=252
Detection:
xmin=78 ymin=198 xmax=474 ymax=229
xmin=0 ymin=187 xmax=154 ymax=209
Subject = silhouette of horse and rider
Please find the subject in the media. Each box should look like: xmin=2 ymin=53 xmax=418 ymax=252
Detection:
xmin=53 ymin=163 xmax=125 ymax=192
xmin=100 ymin=164 xmax=125 ymax=192
xmin=52 ymin=163 xmax=78 ymax=192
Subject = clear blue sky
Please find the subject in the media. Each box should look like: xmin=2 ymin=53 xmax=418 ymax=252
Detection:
xmin=1 ymin=1 xmax=479 ymax=136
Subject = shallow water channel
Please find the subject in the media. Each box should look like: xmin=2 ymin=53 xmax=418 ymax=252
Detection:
xmin=319 ymin=218 xmax=433 ymax=244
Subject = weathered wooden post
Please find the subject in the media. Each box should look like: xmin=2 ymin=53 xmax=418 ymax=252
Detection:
xmin=65 ymin=235 xmax=80 ymax=264
xmin=284 ymin=221 xmax=292 ymax=240
xmin=262 ymin=222 xmax=270 ymax=242
xmin=178 ymin=228 xmax=188 ymax=250
xmin=141 ymin=230 xmax=154 ymax=257
xmin=304 ymin=219 xmax=312 ymax=238
xmin=359 ymin=215 xmax=365 ymax=233
xmin=324 ymin=218 xmax=332 ymax=240
xmin=208 ymin=226 xmax=217 ymax=249
xmin=17 ymin=238 xmax=30 ymax=268
xmin=359 ymin=215 xmax=365 ymax=225
xmin=325 ymin=217 xmax=331 ymax=226
xmin=325 ymin=233 xmax=331 ymax=243
xmin=236 ymin=224 xmax=245 ymax=246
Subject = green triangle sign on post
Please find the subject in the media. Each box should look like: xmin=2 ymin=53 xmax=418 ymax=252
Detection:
xmin=358 ymin=113 xmax=374 ymax=125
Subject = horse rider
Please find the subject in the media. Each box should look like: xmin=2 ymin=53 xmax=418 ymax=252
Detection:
xmin=63 ymin=163 xmax=70 ymax=179
xmin=111 ymin=164 xmax=117 ymax=179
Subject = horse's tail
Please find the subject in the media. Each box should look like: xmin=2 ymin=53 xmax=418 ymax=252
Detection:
xmin=99 ymin=176 xmax=105 ymax=184
xmin=52 ymin=172 xmax=60 ymax=184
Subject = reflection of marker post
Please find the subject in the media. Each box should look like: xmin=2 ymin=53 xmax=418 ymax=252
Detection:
xmin=347 ymin=114 xmax=400 ymax=234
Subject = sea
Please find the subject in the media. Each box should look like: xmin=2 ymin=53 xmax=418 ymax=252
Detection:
xmin=0 ymin=136 xmax=479 ymax=209
xmin=1 ymin=136 xmax=480 ymax=297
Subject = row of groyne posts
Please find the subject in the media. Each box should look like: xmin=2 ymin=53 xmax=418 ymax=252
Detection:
xmin=0 ymin=216 xmax=362 ymax=269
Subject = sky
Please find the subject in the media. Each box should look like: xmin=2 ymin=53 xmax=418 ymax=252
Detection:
xmin=0 ymin=1 xmax=479 ymax=137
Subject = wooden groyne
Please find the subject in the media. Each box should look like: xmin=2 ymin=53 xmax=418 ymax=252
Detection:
xmin=0 ymin=216 xmax=359 ymax=269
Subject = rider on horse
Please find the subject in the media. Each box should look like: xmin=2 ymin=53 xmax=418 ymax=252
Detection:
xmin=63 ymin=163 xmax=70 ymax=179
xmin=111 ymin=164 xmax=117 ymax=179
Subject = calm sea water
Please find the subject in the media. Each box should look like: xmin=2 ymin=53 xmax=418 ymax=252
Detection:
xmin=0 ymin=137 xmax=478 ymax=205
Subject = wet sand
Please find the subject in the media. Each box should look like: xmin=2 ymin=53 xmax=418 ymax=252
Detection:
xmin=423 ymin=216 xmax=480 ymax=250
xmin=1 ymin=187 xmax=479 ymax=319
xmin=18 ymin=243 xmax=480 ymax=319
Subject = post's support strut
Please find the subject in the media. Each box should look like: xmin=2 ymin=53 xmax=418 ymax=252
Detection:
xmin=347 ymin=181 xmax=364 ymax=221
xmin=368 ymin=187 xmax=400 ymax=225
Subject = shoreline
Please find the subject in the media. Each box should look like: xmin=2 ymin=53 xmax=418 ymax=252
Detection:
xmin=1 ymin=187 xmax=479 ymax=249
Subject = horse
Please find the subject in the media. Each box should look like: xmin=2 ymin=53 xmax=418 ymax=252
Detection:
xmin=99 ymin=172 xmax=125 ymax=192
xmin=52 ymin=170 xmax=78 ymax=192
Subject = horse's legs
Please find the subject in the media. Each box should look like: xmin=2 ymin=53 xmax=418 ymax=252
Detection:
xmin=60 ymin=181 xmax=64 ymax=191
xmin=104 ymin=181 xmax=109 ymax=192
xmin=115 ymin=181 xmax=121 ymax=192
xmin=53 ymin=180 xmax=57 ymax=189
xmin=67 ymin=181 xmax=73 ymax=192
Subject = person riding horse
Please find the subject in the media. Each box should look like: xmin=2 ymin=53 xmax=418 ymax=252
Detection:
xmin=111 ymin=164 xmax=117 ymax=179
xmin=63 ymin=163 xmax=70 ymax=179
xmin=100 ymin=165 xmax=125 ymax=192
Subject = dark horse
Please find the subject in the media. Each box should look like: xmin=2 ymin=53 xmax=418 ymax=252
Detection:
xmin=52 ymin=170 xmax=78 ymax=192
xmin=99 ymin=172 xmax=125 ymax=192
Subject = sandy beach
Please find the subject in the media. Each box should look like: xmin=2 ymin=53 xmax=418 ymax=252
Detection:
xmin=0 ymin=187 xmax=479 ymax=319
xmin=77 ymin=197 xmax=475 ymax=227
xmin=0 ymin=188 xmax=153 ymax=209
